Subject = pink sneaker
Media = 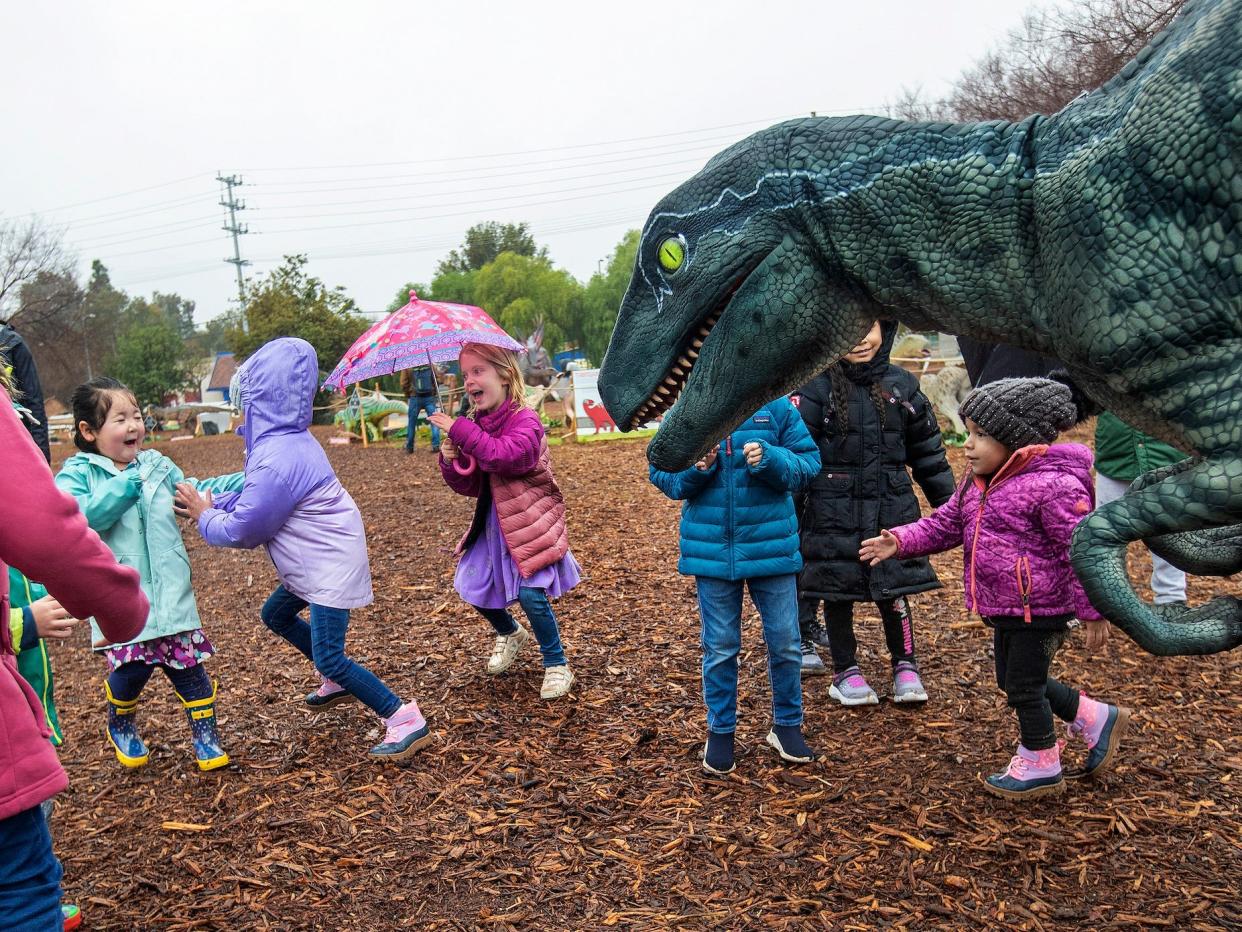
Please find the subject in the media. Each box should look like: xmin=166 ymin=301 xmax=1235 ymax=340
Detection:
xmin=1065 ymin=694 xmax=1131 ymax=779
xmin=305 ymin=678 xmax=356 ymax=709
xmin=983 ymin=743 xmax=1065 ymax=799
xmin=368 ymin=700 xmax=432 ymax=762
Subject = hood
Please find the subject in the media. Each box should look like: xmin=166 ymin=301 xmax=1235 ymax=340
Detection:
xmin=237 ymin=338 xmax=318 ymax=451
xmin=983 ymin=442 xmax=1094 ymax=491
xmin=839 ymin=319 xmax=898 ymax=386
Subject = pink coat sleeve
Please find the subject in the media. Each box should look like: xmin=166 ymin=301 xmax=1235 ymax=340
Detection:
xmin=439 ymin=453 xmax=484 ymax=497
xmin=1039 ymin=476 xmax=1104 ymax=621
xmin=891 ymin=488 xmax=967 ymax=559
xmin=0 ymin=392 xmax=147 ymax=643
xmin=449 ymin=409 xmax=542 ymax=477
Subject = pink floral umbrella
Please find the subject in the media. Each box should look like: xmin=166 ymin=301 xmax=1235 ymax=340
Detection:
xmin=321 ymin=290 xmax=523 ymax=392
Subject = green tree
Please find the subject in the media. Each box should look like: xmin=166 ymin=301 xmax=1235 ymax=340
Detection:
xmin=148 ymin=291 xmax=196 ymax=340
xmin=426 ymin=268 xmax=476 ymax=305
xmin=385 ymin=282 xmax=432 ymax=313
xmin=581 ymin=229 xmax=639 ymax=366
xmin=471 ymin=252 xmax=582 ymax=352
xmin=228 ymin=255 xmax=367 ymax=369
xmin=109 ymin=314 xmax=193 ymax=409
xmin=436 ymin=222 xmax=546 ymax=276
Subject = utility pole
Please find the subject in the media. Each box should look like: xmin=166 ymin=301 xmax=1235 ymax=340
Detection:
xmin=216 ymin=173 xmax=250 ymax=332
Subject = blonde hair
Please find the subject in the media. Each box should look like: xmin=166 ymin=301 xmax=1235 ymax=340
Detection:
xmin=459 ymin=342 xmax=528 ymax=412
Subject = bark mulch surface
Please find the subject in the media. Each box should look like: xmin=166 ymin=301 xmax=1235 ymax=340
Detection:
xmin=46 ymin=427 xmax=1240 ymax=930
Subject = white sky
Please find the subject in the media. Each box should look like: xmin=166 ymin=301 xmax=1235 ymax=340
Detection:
xmin=2 ymin=0 xmax=1039 ymax=324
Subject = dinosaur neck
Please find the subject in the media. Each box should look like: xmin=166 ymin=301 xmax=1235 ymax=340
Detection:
xmin=796 ymin=116 xmax=1045 ymax=349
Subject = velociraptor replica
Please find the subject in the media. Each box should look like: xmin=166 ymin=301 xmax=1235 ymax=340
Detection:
xmin=598 ymin=0 xmax=1241 ymax=656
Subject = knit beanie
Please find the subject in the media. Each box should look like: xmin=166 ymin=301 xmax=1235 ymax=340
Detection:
xmin=958 ymin=376 xmax=1080 ymax=450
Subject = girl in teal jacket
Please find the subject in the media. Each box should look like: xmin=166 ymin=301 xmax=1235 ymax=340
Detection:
xmin=650 ymin=396 xmax=820 ymax=776
xmin=55 ymin=378 xmax=243 ymax=772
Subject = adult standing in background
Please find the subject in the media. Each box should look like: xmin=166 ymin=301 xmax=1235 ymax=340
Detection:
xmin=0 ymin=321 xmax=50 ymax=462
xmin=401 ymin=365 xmax=442 ymax=454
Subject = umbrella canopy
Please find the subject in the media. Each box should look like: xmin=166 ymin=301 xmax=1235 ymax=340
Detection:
xmin=322 ymin=291 xmax=522 ymax=392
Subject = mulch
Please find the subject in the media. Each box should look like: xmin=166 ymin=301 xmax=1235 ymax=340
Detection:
xmin=44 ymin=427 xmax=1240 ymax=930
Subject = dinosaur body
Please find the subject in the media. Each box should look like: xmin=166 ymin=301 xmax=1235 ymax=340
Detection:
xmin=598 ymin=0 xmax=1242 ymax=655
xmin=335 ymin=395 xmax=407 ymax=442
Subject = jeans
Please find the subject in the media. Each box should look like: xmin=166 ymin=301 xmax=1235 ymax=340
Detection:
xmin=476 ymin=588 xmax=567 ymax=668
xmin=108 ymin=660 xmax=213 ymax=703
xmin=993 ymin=627 xmax=1080 ymax=750
xmin=815 ymin=597 xmax=917 ymax=673
xmin=696 ymin=574 xmax=803 ymax=733
xmin=0 ymin=805 xmax=61 ymax=931
xmin=1095 ymin=473 xmax=1187 ymax=603
xmin=406 ymin=394 xmax=441 ymax=451
xmin=260 ymin=585 xmax=401 ymax=718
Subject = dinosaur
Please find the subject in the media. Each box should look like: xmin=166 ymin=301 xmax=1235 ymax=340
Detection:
xmin=597 ymin=0 xmax=1242 ymax=656
xmin=919 ymin=365 xmax=972 ymax=435
xmin=334 ymin=394 xmax=407 ymax=442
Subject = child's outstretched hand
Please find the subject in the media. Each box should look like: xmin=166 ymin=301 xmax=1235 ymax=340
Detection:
xmin=743 ymin=441 xmax=765 ymax=468
xmin=29 ymin=596 xmax=79 ymax=640
xmin=1084 ymin=620 xmax=1111 ymax=652
xmin=440 ymin=436 xmax=459 ymax=462
xmin=428 ymin=412 xmax=456 ymax=433
xmin=695 ymin=444 xmax=720 ymax=471
xmin=859 ymin=529 xmax=899 ymax=565
xmin=174 ymin=482 xmax=213 ymax=521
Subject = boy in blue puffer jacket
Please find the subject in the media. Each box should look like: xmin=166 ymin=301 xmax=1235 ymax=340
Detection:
xmin=650 ymin=397 xmax=820 ymax=776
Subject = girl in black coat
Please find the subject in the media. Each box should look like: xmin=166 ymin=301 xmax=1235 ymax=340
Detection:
xmin=792 ymin=321 xmax=956 ymax=705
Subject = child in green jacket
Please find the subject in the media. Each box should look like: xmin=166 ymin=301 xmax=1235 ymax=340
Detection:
xmin=7 ymin=568 xmax=73 ymax=747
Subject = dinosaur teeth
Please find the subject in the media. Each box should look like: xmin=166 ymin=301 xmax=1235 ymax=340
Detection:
xmin=691 ymin=338 xmax=703 ymax=349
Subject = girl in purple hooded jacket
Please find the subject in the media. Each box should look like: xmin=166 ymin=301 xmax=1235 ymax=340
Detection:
xmin=176 ymin=338 xmax=431 ymax=762
xmin=862 ymin=374 xmax=1130 ymax=800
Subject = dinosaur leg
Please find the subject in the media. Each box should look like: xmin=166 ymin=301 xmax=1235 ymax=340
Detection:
xmin=1128 ymin=460 xmax=1242 ymax=576
xmin=1071 ymin=456 xmax=1242 ymax=656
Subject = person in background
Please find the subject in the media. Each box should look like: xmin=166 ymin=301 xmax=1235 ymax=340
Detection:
xmin=1093 ymin=411 xmax=1188 ymax=606
xmin=0 ymin=320 xmax=50 ymax=462
xmin=401 ymin=365 xmax=442 ymax=454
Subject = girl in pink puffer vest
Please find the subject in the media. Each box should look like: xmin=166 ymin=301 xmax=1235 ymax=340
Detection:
xmin=431 ymin=343 xmax=579 ymax=701
xmin=862 ymin=374 xmax=1131 ymax=801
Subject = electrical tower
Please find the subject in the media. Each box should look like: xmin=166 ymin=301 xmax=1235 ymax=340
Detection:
xmin=216 ymin=173 xmax=250 ymax=331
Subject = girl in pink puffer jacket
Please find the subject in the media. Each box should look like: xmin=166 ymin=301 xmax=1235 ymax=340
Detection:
xmin=862 ymin=374 xmax=1130 ymax=801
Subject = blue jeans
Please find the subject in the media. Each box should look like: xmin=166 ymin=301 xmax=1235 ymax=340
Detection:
xmin=108 ymin=659 xmax=213 ymax=702
xmin=260 ymin=585 xmax=401 ymax=718
xmin=696 ymin=574 xmax=803 ymax=733
xmin=406 ymin=394 xmax=440 ymax=451
xmin=476 ymin=588 xmax=567 ymax=668
xmin=0 ymin=805 xmax=61 ymax=931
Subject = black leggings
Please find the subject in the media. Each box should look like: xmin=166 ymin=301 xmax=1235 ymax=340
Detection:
xmin=108 ymin=661 xmax=213 ymax=703
xmin=809 ymin=598 xmax=916 ymax=672
xmin=992 ymin=627 xmax=1081 ymax=751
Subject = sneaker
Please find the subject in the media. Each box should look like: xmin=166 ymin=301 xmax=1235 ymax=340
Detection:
xmin=804 ymin=617 xmax=832 ymax=650
xmin=766 ymin=724 xmax=817 ymax=764
xmin=892 ymin=661 xmax=928 ymax=703
xmin=800 ymin=638 xmax=828 ymax=676
xmin=540 ymin=665 xmax=575 ymax=699
xmin=829 ymin=666 xmax=878 ymax=706
xmin=305 ymin=677 xmax=357 ymax=709
xmin=1064 ymin=695 xmax=1131 ymax=779
xmin=983 ymin=743 xmax=1065 ymax=799
xmin=702 ymin=731 xmax=736 ymax=776
xmin=369 ymin=700 xmax=432 ymax=761
xmin=487 ymin=625 xmax=531 ymax=675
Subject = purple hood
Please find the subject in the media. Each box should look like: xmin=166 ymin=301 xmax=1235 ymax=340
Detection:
xmin=197 ymin=337 xmax=373 ymax=609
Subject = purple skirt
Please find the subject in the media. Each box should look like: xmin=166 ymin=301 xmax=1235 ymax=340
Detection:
xmin=454 ymin=503 xmax=581 ymax=610
xmin=104 ymin=628 xmax=215 ymax=671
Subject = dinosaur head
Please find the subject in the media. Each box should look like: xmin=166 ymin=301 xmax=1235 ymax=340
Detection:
xmin=598 ymin=121 xmax=880 ymax=471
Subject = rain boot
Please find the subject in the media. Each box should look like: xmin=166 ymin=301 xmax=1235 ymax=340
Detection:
xmin=105 ymin=681 xmax=149 ymax=768
xmin=177 ymin=681 xmax=230 ymax=771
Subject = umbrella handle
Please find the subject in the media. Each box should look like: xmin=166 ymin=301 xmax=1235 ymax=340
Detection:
xmin=452 ymin=453 xmax=477 ymax=476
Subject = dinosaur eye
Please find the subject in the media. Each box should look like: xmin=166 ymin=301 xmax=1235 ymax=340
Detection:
xmin=657 ymin=235 xmax=686 ymax=272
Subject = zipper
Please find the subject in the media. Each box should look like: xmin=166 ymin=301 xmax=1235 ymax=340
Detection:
xmin=1015 ymin=556 xmax=1033 ymax=624
xmin=968 ymin=489 xmax=988 ymax=614
xmin=725 ymin=433 xmax=735 ymax=577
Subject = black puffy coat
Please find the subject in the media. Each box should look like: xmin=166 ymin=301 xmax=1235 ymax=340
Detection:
xmin=793 ymin=325 xmax=957 ymax=603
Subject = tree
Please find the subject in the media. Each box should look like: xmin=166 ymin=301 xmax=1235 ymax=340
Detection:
xmin=385 ymin=282 xmax=431 ymax=313
xmin=0 ymin=217 xmax=75 ymax=324
xmin=471 ymin=252 xmax=582 ymax=353
xmin=148 ymin=291 xmax=196 ymax=341
xmin=426 ymin=268 xmax=476 ymax=305
xmin=436 ymin=222 xmax=547 ymax=276
xmin=80 ymin=260 xmax=129 ymax=367
xmin=229 ymin=255 xmax=366 ymax=370
xmin=15 ymin=269 xmax=86 ymax=404
xmin=581 ymin=229 xmax=640 ymax=367
xmin=109 ymin=313 xmax=193 ymax=409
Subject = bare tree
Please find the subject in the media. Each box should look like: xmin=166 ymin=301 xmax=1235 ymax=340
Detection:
xmin=0 ymin=217 xmax=76 ymax=324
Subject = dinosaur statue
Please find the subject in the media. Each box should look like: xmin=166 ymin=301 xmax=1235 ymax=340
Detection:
xmin=334 ymin=394 xmax=408 ymax=443
xmin=597 ymin=0 xmax=1242 ymax=656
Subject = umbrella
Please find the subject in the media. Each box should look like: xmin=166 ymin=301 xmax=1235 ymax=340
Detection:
xmin=322 ymin=290 xmax=524 ymax=473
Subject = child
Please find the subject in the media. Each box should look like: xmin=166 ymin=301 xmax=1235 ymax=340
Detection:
xmin=793 ymin=320 xmax=956 ymax=704
xmin=861 ymin=374 xmax=1130 ymax=799
xmin=650 ymin=398 xmax=821 ymax=775
xmin=55 ymin=377 xmax=243 ymax=772
xmin=0 ymin=380 xmax=147 ymax=931
xmin=176 ymin=338 xmax=429 ymax=762
xmin=8 ymin=569 xmax=73 ymax=748
xmin=428 ymin=343 xmax=578 ymax=700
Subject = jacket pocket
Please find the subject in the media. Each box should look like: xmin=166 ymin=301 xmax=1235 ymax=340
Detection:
xmin=1015 ymin=556 xmax=1033 ymax=624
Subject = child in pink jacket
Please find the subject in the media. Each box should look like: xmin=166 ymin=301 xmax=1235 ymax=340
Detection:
xmin=862 ymin=374 xmax=1129 ymax=800
xmin=430 ymin=342 xmax=579 ymax=701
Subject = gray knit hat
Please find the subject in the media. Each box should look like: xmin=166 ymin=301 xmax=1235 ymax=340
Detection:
xmin=958 ymin=376 xmax=1079 ymax=450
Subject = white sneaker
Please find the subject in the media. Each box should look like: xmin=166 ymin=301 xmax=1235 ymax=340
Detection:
xmin=487 ymin=625 xmax=531 ymax=675
xmin=540 ymin=665 xmax=574 ymax=699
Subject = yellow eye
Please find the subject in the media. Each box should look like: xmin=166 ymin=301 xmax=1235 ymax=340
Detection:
xmin=657 ymin=236 xmax=685 ymax=272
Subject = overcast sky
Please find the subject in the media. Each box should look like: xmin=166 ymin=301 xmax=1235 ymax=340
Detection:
xmin=3 ymin=0 xmax=1041 ymax=325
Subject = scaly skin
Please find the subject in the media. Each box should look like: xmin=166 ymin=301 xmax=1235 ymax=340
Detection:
xmin=598 ymin=0 xmax=1242 ymax=655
